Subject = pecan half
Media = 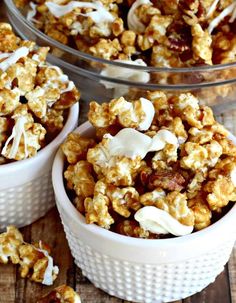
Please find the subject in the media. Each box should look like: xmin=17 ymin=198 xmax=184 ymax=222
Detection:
xmin=148 ymin=170 xmax=185 ymax=191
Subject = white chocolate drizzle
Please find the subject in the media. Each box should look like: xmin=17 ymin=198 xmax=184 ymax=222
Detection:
xmin=104 ymin=128 xmax=178 ymax=160
xmin=0 ymin=47 xmax=30 ymax=72
xmin=208 ymin=2 xmax=236 ymax=34
xmin=134 ymin=206 xmax=194 ymax=236
xmin=1 ymin=116 xmax=28 ymax=159
xmin=45 ymin=1 xmax=115 ymax=25
xmin=100 ymin=58 xmax=150 ymax=97
xmin=36 ymin=241 xmax=59 ymax=286
xmin=127 ymin=0 xmax=153 ymax=33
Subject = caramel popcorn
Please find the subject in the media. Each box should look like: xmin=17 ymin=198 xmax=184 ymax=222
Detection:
xmin=0 ymin=226 xmax=59 ymax=285
xmin=188 ymin=192 xmax=212 ymax=230
xmin=19 ymin=241 xmax=59 ymax=285
xmin=0 ymin=23 xmax=80 ymax=164
xmin=62 ymin=132 xmax=96 ymax=164
xmin=0 ymin=226 xmax=23 ymax=264
xmin=17 ymin=0 xmax=236 ymax=68
xmin=64 ymin=160 xmax=95 ymax=197
xmin=37 ymin=285 xmax=81 ymax=303
xmin=62 ymin=92 xmax=236 ymax=238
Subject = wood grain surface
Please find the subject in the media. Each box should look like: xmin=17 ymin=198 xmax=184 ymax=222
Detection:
xmin=0 ymin=2 xmax=236 ymax=302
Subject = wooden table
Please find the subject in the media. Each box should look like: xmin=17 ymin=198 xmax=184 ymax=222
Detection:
xmin=0 ymin=2 xmax=236 ymax=303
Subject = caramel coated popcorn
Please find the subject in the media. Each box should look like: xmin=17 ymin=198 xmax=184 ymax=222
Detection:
xmin=37 ymin=285 xmax=81 ymax=303
xmin=0 ymin=23 xmax=80 ymax=164
xmin=16 ymin=0 xmax=236 ymax=67
xmin=0 ymin=226 xmax=59 ymax=285
xmin=62 ymin=92 xmax=236 ymax=238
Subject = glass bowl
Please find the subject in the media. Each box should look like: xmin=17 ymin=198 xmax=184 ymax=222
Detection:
xmin=4 ymin=0 xmax=236 ymax=114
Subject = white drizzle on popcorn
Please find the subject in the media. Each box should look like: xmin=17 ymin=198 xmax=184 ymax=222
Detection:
xmin=134 ymin=206 xmax=194 ymax=236
xmin=45 ymin=1 xmax=115 ymax=24
xmin=100 ymin=58 xmax=150 ymax=97
xmin=1 ymin=116 xmax=28 ymax=159
xmin=0 ymin=47 xmax=30 ymax=72
xmin=103 ymin=128 xmax=178 ymax=160
xmin=37 ymin=241 xmax=59 ymax=286
xmin=127 ymin=0 xmax=153 ymax=33
xmin=208 ymin=1 xmax=236 ymax=34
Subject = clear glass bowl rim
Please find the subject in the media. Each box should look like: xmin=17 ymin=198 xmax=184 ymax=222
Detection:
xmin=5 ymin=0 xmax=236 ymax=73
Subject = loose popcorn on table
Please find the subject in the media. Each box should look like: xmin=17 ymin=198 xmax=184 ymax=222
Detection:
xmin=0 ymin=226 xmax=59 ymax=285
xmin=62 ymin=92 xmax=236 ymax=238
xmin=0 ymin=23 xmax=80 ymax=164
xmin=37 ymin=285 xmax=81 ymax=303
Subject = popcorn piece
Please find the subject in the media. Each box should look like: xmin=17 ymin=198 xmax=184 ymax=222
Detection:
xmin=191 ymin=24 xmax=213 ymax=65
xmin=62 ymin=133 xmax=96 ymax=164
xmin=1 ymin=105 xmax=46 ymax=161
xmin=145 ymin=14 xmax=172 ymax=43
xmin=6 ymin=57 xmax=38 ymax=94
xmin=204 ymin=157 xmax=236 ymax=210
xmin=89 ymin=38 xmax=121 ymax=60
xmin=180 ymin=140 xmax=222 ymax=171
xmin=19 ymin=241 xmax=59 ymax=285
xmin=0 ymin=88 xmax=21 ymax=116
xmin=172 ymin=93 xmax=215 ymax=129
xmin=187 ymin=170 xmax=206 ymax=199
xmin=217 ymin=138 xmax=236 ymax=156
xmin=37 ymin=285 xmax=81 ymax=303
xmin=204 ymin=175 xmax=236 ymax=210
xmin=84 ymin=192 xmax=114 ymax=229
xmin=88 ymin=97 xmax=155 ymax=131
xmin=140 ymin=190 xmax=194 ymax=226
xmin=0 ymin=23 xmax=21 ymax=52
xmin=115 ymin=219 xmax=150 ymax=238
xmin=151 ymin=45 xmax=181 ymax=67
xmin=0 ymin=226 xmax=59 ymax=285
xmin=0 ymin=226 xmax=23 ymax=264
xmin=127 ymin=0 xmax=153 ymax=33
xmin=0 ymin=117 xmax=9 ymax=148
xmin=87 ymin=136 xmax=143 ymax=186
xmin=88 ymin=101 xmax=112 ymax=128
xmin=41 ymin=108 xmax=64 ymax=136
xmin=64 ymin=160 xmax=95 ymax=198
xmin=188 ymin=192 xmax=212 ymax=230
xmin=108 ymin=185 xmax=141 ymax=217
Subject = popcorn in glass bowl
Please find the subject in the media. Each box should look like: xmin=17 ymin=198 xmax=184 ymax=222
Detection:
xmin=52 ymin=92 xmax=236 ymax=302
xmin=15 ymin=0 xmax=236 ymax=67
xmin=0 ymin=23 xmax=80 ymax=230
xmin=7 ymin=0 xmax=236 ymax=106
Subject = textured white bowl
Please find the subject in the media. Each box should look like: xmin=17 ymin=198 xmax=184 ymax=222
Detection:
xmin=52 ymin=122 xmax=236 ymax=303
xmin=0 ymin=103 xmax=79 ymax=231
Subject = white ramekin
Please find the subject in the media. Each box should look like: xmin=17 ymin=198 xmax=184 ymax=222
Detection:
xmin=0 ymin=103 xmax=79 ymax=231
xmin=52 ymin=121 xmax=236 ymax=303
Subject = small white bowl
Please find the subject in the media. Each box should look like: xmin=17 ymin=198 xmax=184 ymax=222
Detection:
xmin=0 ymin=103 xmax=79 ymax=231
xmin=52 ymin=121 xmax=236 ymax=303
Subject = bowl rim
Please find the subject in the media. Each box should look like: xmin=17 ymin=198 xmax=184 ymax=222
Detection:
xmin=5 ymin=0 xmax=236 ymax=74
xmin=0 ymin=102 xmax=79 ymax=175
xmin=52 ymin=121 xmax=236 ymax=247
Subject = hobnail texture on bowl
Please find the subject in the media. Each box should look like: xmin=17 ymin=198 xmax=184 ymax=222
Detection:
xmin=52 ymin=122 xmax=236 ymax=303
xmin=0 ymin=103 xmax=79 ymax=231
